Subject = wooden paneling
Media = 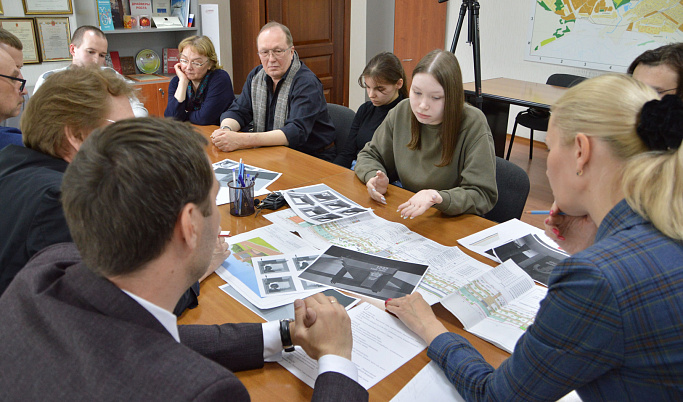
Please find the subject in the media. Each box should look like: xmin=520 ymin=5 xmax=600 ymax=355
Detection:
xmin=394 ymin=0 xmax=448 ymax=87
xmin=231 ymin=1 xmax=349 ymax=104
xmin=230 ymin=0 xmax=267 ymax=92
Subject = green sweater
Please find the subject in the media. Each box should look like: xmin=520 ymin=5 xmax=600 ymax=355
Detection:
xmin=355 ymin=99 xmax=497 ymax=216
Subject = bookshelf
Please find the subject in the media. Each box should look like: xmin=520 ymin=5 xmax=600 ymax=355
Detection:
xmin=73 ymin=0 xmax=200 ymax=61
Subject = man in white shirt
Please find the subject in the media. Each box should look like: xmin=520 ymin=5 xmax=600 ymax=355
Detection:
xmin=34 ymin=25 xmax=148 ymax=117
xmin=0 ymin=117 xmax=366 ymax=401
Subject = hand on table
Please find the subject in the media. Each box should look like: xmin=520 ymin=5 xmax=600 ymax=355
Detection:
xmin=544 ymin=202 xmax=597 ymax=255
xmin=290 ymin=293 xmax=353 ymax=360
xmin=366 ymin=171 xmax=389 ymax=204
xmin=385 ymin=293 xmax=447 ymax=345
xmin=211 ymin=129 xmax=248 ymax=152
xmin=397 ymin=189 xmax=442 ymax=219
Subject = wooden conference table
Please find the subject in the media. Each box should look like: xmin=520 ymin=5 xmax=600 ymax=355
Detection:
xmin=464 ymin=77 xmax=568 ymax=157
xmin=179 ymin=125 xmax=510 ymax=401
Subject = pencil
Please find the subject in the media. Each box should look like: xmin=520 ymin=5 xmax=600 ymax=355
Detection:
xmin=525 ymin=210 xmax=566 ymax=215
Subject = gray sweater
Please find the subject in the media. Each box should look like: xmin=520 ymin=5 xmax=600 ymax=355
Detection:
xmin=355 ymin=99 xmax=497 ymax=216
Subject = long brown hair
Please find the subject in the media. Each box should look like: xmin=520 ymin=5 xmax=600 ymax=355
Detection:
xmin=407 ymin=50 xmax=464 ymax=167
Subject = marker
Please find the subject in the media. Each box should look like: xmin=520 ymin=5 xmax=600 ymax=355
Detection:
xmin=525 ymin=210 xmax=566 ymax=215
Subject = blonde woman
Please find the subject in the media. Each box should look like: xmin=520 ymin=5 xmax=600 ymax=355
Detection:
xmin=387 ymin=74 xmax=683 ymax=400
xmin=165 ymin=35 xmax=234 ymax=125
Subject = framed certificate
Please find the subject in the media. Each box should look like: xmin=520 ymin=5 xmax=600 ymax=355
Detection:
xmin=0 ymin=1 xmax=4 ymax=16
xmin=22 ymin=0 xmax=73 ymax=15
xmin=35 ymin=17 xmax=71 ymax=62
xmin=0 ymin=18 xmax=41 ymax=64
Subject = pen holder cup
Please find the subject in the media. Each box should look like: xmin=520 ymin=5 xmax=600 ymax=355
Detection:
xmin=228 ymin=180 xmax=256 ymax=217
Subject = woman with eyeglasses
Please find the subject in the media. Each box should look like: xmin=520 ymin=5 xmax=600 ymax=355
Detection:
xmin=164 ymin=35 xmax=235 ymax=126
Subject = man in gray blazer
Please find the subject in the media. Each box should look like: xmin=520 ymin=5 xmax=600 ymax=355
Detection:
xmin=0 ymin=117 xmax=367 ymax=401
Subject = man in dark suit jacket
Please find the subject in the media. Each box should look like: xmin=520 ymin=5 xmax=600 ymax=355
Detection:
xmin=0 ymin=117 xmax=367 ymax=401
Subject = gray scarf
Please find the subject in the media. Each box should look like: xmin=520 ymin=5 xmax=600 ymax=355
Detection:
xmin=251 ymin=50 xmax=302 ymax=132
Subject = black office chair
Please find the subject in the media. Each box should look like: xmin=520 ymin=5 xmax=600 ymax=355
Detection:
xmin=326 ymin=103 xmax=356 ymax=156
xmin=484 ymin=157 xmax=531 ymax=223
xmin=506 ymin=74 xmax=586 ymax=160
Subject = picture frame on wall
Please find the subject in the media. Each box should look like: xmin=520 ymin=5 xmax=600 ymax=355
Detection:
xmin=0 ymin=18 xmax=41 ymax=64
xmin=35 ymin=17 xmax=71 ymax=62
xmin=0 ymin=1 xmax=4 ymax=16
xmin=22 ymin=0 xmax=73 ymax=15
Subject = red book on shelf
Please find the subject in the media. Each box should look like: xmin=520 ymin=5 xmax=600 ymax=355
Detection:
xmin=109 ymin=51 xmax=122 ymax=74
xmin=163 ymin=48 xmax=180 ymax=74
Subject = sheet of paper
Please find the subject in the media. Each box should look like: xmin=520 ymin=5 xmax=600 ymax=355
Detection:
xmin=492 ymin=233 xmax=569 ymax=286
xmin=282 ymin=183 xmax=371 ymax=225
xmin=440 ymin=260 xmax=548 ymax=353
xmin=457 ymin=219 xmax=562 ymax=263
xmin=251 ymin=249 xmax=329 ymax=296
xmin=213 ymin=158 xmax=282 ymax=204
xmin=266 ymin=208 xmax=492 ymax=305
xmin=298 ymin=245 xmax=428 ymax=302
xmin=390 ymin=361 xmax=465 ymax=402
xmin=215 ymin=225 xmax=321 ymax=309
xmin=220 ymin=285 xmax=359 ymax=322
xmin=279 ymin=303 xmax=426 ymax=390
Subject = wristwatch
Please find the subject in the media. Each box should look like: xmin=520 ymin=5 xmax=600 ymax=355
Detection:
xmin=279 ymin=319 xmax=295 ymax=352
xmin=221 ymin=125 xmax=232 ymax=131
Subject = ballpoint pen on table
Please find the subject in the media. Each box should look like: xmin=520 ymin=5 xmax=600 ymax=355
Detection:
xmin=525 ymin=210 xmax=566 ymax=215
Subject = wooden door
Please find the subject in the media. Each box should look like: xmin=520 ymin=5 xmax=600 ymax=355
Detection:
xmin=230 ymin=0 xmax=350 ymax=105
xmin=394 ymin=0 xmax=447 ymax=88
xmin=136 ymin=80 xmax=170 ymax=117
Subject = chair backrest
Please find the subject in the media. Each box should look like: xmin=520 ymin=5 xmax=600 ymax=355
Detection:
xmin=483 ymin=157 xmax=531 ymax=223
xmin=546 ymin=74 xmax=586 ymax=88
xmin=327 ymin=103 xmax=356 ymax=155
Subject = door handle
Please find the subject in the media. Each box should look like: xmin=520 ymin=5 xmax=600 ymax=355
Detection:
xmin=158 ymin=88 xmax=165 ymax=96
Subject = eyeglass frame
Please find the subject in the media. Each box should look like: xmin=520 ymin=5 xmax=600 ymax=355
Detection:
xmin=257 ymin=47 xmax=292 ymax=59
xmin=0 ymin=73 xmax=26 ymax=92
xmin=178 ymin=58 xmax=210 ymax=69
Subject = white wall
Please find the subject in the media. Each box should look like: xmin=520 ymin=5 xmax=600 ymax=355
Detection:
xmin=347 ymin=0 xmax=608 ymax=142
xmin=445 ymin=0 xmax=603 ymax=142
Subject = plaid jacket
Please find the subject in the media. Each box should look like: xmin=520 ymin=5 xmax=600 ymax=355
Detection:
xmin=429 ymin=199 xmax=683 ymax=401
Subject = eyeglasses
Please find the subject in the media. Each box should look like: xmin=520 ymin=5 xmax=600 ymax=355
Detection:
xmin=0 ymin=73 xmax=26 ymax=92
xmin=257 ymin=47 xmax=292 ymax=59
xmin=179 ymin=58 xmax=209 ymax=68
xmin=657 ymin=87 xmax=677 ymax=95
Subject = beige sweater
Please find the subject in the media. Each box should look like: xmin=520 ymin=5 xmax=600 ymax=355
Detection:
xmin=355 ymin=99 xmax=497 ymax=216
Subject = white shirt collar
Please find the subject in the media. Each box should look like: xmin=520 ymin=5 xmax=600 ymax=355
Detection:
xmin=122 ymin=290 xmax=180 ymax=343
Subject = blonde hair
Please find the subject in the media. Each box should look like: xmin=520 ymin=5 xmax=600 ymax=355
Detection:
xmin=553 ymin=74 xmax=683 ymax=240
xmin=21 ymin=66 xmax=134 ymax=158
xmin=178 ymin=35 xmax=222 ymax=71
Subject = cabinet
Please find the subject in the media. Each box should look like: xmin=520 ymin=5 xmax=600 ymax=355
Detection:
xmin=73 ymin=0 xmax=200 ymax=72
xmin=133 ymin=77 xmax=172 ymax=117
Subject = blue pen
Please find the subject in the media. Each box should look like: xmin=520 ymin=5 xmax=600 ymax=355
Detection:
xmin=525 ymin=210 xmax=566 ymax=215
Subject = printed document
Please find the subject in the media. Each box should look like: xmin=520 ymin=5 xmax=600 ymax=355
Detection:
xmin=265 ymin=209 xmax=493 ymax=305
xmin=440 ymin=260 xmax=548 ymax=353
xmin=279 ymin=303 xmax=426 ymax=390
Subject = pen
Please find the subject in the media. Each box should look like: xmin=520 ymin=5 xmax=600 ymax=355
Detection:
xmin=525 ymin=210 xmax=566 ymax=215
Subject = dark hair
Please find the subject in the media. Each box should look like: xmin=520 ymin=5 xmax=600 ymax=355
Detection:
xmin=408 ymin=50 xmax=464 ymax=167
xmin=21 ymin=66 xmax=134 ymax=158
xmin=62 ymin=118 xmax=214 ymax=277
xmin=627 ymin=42 xmax=683 ymax=98
xmin=0 ymin=28 xmax=22 ymax=50
xmin=358 ymin=52 xmax=408 ymax=99
xmin=71 ymin=25 xmax=106 ymax=46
